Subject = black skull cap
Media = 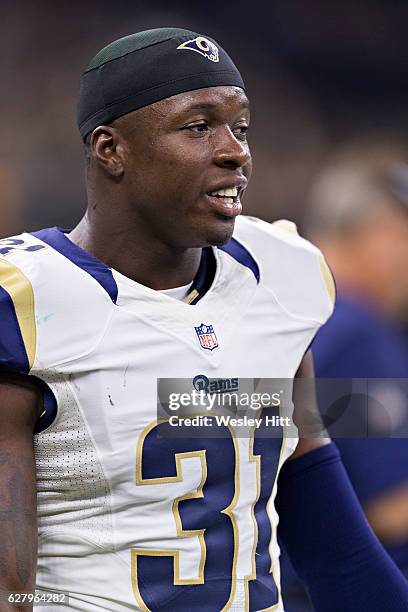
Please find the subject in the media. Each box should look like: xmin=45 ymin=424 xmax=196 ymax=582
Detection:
xmin=77 ymin=27 xmax=245 ymax=140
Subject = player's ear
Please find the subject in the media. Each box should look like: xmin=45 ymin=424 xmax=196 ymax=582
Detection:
xmin=89 ymin=126 xmax=125 ymax=177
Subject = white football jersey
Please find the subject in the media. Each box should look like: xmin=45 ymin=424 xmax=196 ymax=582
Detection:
xmin=0 ymin=216 xmax=334 ymax=611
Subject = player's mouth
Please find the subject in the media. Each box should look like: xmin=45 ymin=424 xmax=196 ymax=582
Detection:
xmin=205 ymin=186 xmax=243 ymax=218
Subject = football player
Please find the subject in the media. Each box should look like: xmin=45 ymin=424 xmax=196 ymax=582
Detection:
xmin=0 ymin=28 xmax=407 ymax=611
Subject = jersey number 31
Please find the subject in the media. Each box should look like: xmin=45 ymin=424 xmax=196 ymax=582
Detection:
xmin=131 ymin=415 xmax=284 ymax=611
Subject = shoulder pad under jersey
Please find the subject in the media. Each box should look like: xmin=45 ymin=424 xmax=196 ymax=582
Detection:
xmin=232 ymin=215 xmax=335 ymax=324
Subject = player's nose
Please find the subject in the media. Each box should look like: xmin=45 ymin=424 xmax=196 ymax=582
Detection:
xmin=213 ymin=127 xmax=251 ymax=169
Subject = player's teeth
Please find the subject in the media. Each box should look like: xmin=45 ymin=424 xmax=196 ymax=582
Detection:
xmin=210 ymin=187 xmax=238 ymax=197
xmin=224 ymin=197 xmax=233 ymax=204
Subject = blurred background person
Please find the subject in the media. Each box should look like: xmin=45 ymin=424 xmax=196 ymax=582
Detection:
xmin=281 ymin=143 xmax=408 ymax=612
xmin=308 ymin=142 xmax=408 ymax=568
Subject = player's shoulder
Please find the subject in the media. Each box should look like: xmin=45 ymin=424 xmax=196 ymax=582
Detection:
xmin=232 ymin=215 xmax=336 ymax=324
xmin=0 ymin=231 xmax=51 ymax=270
xmin=234 ymin=215 xmax=319 ymax=254
xmin=0 ymin=228 xmax=85 ymax=281
xmin=0 ymin=229 xmax=114 ymax=373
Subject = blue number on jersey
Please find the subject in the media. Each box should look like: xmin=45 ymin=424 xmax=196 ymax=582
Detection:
xmin=133 ymin=413 xmax=283 ymax=611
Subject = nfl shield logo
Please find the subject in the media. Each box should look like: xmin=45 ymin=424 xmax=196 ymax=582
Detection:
xmin=194 ymin=323 xmax=219 ymax=351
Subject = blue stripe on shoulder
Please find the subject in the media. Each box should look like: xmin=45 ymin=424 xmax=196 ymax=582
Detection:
xmin=218 ymin=237 xmax=260 ymax=283
xmin=0 ymin=285 xmax=30 ymax=373
xmin=32 ymin=227 xmax=118 ymax=303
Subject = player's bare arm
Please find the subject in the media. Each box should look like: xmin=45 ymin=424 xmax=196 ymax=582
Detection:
xmin=0 ymin=375 xmax=42 ymax=611
xmin=289 ymin=350 xmax=331 ymax=460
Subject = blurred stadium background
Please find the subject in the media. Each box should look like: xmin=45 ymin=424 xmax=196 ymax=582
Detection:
xmin=3 ymin=2 xmax=408 ymax=611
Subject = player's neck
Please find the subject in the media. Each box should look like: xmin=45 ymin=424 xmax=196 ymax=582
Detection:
xmin=68 ymin=213 xmax=202 ymax=291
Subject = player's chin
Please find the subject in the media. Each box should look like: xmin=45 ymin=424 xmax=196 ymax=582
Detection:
xmin=202 ymin=215 xmax=236 ymax=247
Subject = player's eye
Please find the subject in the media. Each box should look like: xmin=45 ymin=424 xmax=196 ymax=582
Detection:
xmin=233 ymin=125 xmax=249 ymax=141
xmin=182 ymin=122 xmax=209 ymax=134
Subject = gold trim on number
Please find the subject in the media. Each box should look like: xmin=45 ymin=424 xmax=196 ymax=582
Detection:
xmin=244 ymin=408 xmax=287 ymax=611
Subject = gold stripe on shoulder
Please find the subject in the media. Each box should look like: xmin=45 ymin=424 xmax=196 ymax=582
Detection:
xmin=0 ymin=258 xmax=36 ymax=368
xmin=319 ymin=255 xmax=336 ymax=307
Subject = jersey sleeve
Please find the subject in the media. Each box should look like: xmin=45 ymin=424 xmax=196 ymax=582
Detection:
xmin=234 ymin=215 xmax=336 ymax=325
xmin=0 ymin=255 xmax=36 ymax=373
xmin=0 ymin=231 xmax=115 ymax=373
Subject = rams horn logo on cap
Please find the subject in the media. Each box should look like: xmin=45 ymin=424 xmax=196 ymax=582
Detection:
xmin=177 ymin=36 xmax=219 ymax=63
